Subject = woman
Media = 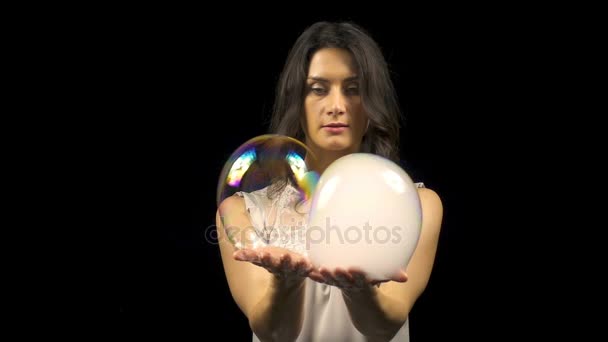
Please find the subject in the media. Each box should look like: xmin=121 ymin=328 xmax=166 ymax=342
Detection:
xmin=217 ymin=21 xmax=443 ymax=341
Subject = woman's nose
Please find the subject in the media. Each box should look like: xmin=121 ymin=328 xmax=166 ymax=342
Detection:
xmin=326 ymin=91 xmax=346 ymax=116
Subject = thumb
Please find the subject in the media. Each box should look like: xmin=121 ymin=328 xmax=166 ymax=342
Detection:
xmin=393 ymin=271 xmax=408 ymax=283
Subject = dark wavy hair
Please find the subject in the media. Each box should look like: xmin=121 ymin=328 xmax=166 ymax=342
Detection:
xmin=269 ymin=21 xmax=403 ymax=163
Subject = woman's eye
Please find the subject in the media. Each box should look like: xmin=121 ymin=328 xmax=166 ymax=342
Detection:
xmin=311 ymin=87 xmax=326 ymax=95
xmin=346 ymin=86 xmax=359 ymax=94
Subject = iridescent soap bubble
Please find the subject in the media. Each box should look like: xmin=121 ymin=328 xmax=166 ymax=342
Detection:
xmin=216 ymin=135 xmax=319 ymax=251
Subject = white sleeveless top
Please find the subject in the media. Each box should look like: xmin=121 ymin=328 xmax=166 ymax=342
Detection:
xmin=236 ymin=181 xmax=425 ymax=342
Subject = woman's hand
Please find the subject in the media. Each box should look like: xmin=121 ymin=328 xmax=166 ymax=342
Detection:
xmin=308 ymin=267 xmax=408 ymax=292
xmin=233 ymin=246 xmax=313 ymax=288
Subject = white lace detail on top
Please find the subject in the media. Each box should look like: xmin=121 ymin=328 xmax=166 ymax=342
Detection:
xmin=235 ymin=182 xmax=310 ymax=255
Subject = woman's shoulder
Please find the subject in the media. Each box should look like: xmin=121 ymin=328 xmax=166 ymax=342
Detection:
xmin=222 ymin=186 xmax=270 ymax=204
xmin=219 ymin=185 xmax=276 ymax=216
xmin=217 ymin=194 xmax=246 ymax=217
xmin=414 ymin=182 xmax=440 ymax=199
xmin=415 ymin=184 xmax=443 ymax=219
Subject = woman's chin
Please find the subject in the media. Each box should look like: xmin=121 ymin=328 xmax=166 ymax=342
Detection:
xmin=321 ymin=139 xmax=353 ymax=152
xmin=310 ymin=135 xmax=356 ymax=153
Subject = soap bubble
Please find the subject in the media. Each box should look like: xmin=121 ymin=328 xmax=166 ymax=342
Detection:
xmin=306 ymin=153 xmax=423 ymax=280
xmin=216 ymin=135 xmax=319 ymax=251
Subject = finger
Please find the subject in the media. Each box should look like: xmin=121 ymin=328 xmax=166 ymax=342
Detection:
xmin=320 ymin=268 xmax=339 ymax=287
xmin=334 ymin=268 xmax=354 ymax=288
xmin=295 ymin=260 xmax=312 ymax=277
xmin=392 ymin=271 xmax=408 ymax=283
xmin=319 ymin=267 xmax=333 ymax=279
xmin=265 ymin=253 xmax=283 ymax=276
xmin=344 ymin=267 xmax=370 ymax=289
xmin=233 ymin=250 xmax=246 ymax=261
xmin=346 ymin=267 xmax=367 ymax=279
xmin=335 ymin=268 xmax=354 ymax=282
xmin=335 ymin=276 xmax=353 ymax=288
xmin=299 ymin=257 xmax=313 ymax=273
xmin=293 ymin=258 xmax=304 ymax=271
xmin=352 ymin=273 xmax=367 ymax=288
xmin=261 ymin=252 xmax=275 ymax=269
xmin=280 ymin=253 xmax=292 ymax=272
xmin=295 ymin=266 xmax=309 ymax=277
xmin=308 ymin=270 xmax=325 ymax=283
xmin=233 ymin=249 xmax=257 ymax=262
xmin=278 ymin=255 xmax=289 ymax=270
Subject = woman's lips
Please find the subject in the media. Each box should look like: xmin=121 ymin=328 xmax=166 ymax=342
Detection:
xmin=322 ymin=125 xmax=349 ymax=134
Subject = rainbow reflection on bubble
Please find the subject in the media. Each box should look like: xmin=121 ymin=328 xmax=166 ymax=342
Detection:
xmin=285 ymin=151 xmax=319 ymax=202
xmin=286 ymin=151 xmax=306 ymax=180
xmin=216 ymin=135 xmax=319 ymax=209
xmin=298 ymin=170 xmax=320 ymax=201
xmin=226 ymin=148 xmax=256 ymax=187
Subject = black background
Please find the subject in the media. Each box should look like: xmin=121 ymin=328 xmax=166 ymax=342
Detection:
xmin=115 ymin=11 xmax=538 ymax=340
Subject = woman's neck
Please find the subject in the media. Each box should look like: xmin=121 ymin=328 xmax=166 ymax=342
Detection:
xmin=304 ymin=145 xmax=358 ymax=175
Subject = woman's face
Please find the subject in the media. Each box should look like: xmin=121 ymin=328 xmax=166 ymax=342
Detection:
xmin=303 ymin=48 xmax=367 ymax=154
